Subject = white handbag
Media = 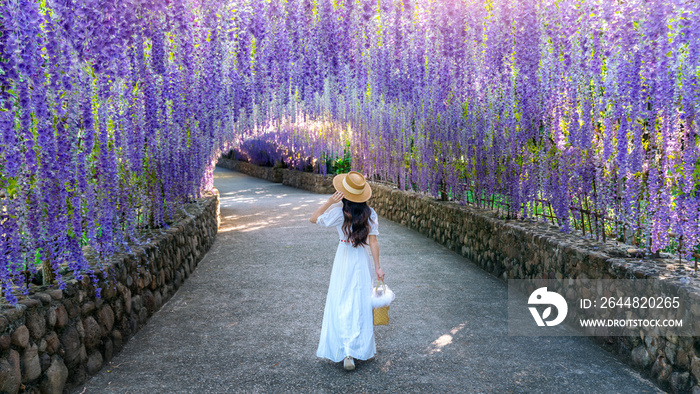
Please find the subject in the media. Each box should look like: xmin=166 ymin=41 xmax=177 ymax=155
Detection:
xmin=371 ymin=280 xmax=395 ymax=308
xmin=372 ymin=280 xmax=394 ymax=325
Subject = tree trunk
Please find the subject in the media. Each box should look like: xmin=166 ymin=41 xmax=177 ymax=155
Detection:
xmin=42 ymin=259 xmax=55 ymax=286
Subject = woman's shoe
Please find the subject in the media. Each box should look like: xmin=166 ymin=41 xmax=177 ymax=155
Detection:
xmin=343 ymin=356 xmax=355 ymax=371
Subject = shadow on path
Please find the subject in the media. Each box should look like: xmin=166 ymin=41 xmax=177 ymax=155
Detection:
xmin=80 ymin=167 xmax=660 ymax=393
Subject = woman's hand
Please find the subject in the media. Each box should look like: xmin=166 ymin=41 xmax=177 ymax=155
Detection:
xmin=375 ymin=267 xmax=385 ymax=282
xmin=310 ymin=191 xmax=344 ymax=224
xmin=328 ymin=191 xmax=344 ymax=204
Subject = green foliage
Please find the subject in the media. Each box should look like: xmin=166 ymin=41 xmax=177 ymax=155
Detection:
xmin=0 ymin=176 xmax=18 ymax=198
xmin=327 ymin=140 xmax=352 ymax=174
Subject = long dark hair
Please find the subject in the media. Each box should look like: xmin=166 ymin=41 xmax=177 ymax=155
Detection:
xmin=341 ymin=198 xmax=373 ymax=248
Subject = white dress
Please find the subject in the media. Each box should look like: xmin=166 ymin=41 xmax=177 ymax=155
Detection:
xmin=315 ymin=204 xmax=379 ymax=362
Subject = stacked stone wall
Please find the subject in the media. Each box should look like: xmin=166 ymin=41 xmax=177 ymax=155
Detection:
xmin=367 ymin=182 xmax=700 ymax=392
xmin=218 ymin=159 xmax=700 ymax=393
xmin=217 ymin=158 xmax=334 ymax=194
xmin=0 ymin=191 xmax=219 ymax=393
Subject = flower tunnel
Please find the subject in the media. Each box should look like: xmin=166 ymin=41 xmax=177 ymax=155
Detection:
xmin=0 ymin=0 xmax=699 ymax=303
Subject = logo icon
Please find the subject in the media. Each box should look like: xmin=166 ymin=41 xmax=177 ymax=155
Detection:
xmin=528 ymin=287 xmax=568 ymax=327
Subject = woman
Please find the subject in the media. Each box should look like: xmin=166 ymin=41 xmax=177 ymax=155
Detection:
xmin=309 ymin=171 xmax=385 ymax=371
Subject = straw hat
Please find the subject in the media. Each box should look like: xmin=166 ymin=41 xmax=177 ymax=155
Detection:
xmin=333 ymin=171 xmax=372 ymax=203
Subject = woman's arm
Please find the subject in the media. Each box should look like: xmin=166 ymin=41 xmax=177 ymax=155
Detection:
xmin=368 ymin=235 xmax=384 ymax=281
xmin=310 ymin=191 xmax=344 ymax=224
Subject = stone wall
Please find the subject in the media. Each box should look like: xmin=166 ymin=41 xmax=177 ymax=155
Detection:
xmin=216 ymin=158 xmax=283 ymax=183
xmin=218 ymin=158 xmax=700 ymax=393
xmin=368 ymin=182 xmax=700 ymax=393
xmin=281 ymin=168 xmax=336 ymax=194
xmin=217 ymin=157 xmax=335 ymax=194
xmin=0 ymin=190 xmax=219 ymax=393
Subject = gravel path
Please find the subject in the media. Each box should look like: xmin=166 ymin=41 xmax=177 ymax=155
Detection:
xmin=79 ymin=167 xmax=661 ymax=393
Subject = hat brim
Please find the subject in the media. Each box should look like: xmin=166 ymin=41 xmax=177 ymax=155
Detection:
xmin=333 ymin=173 xmax=372 ymax=203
